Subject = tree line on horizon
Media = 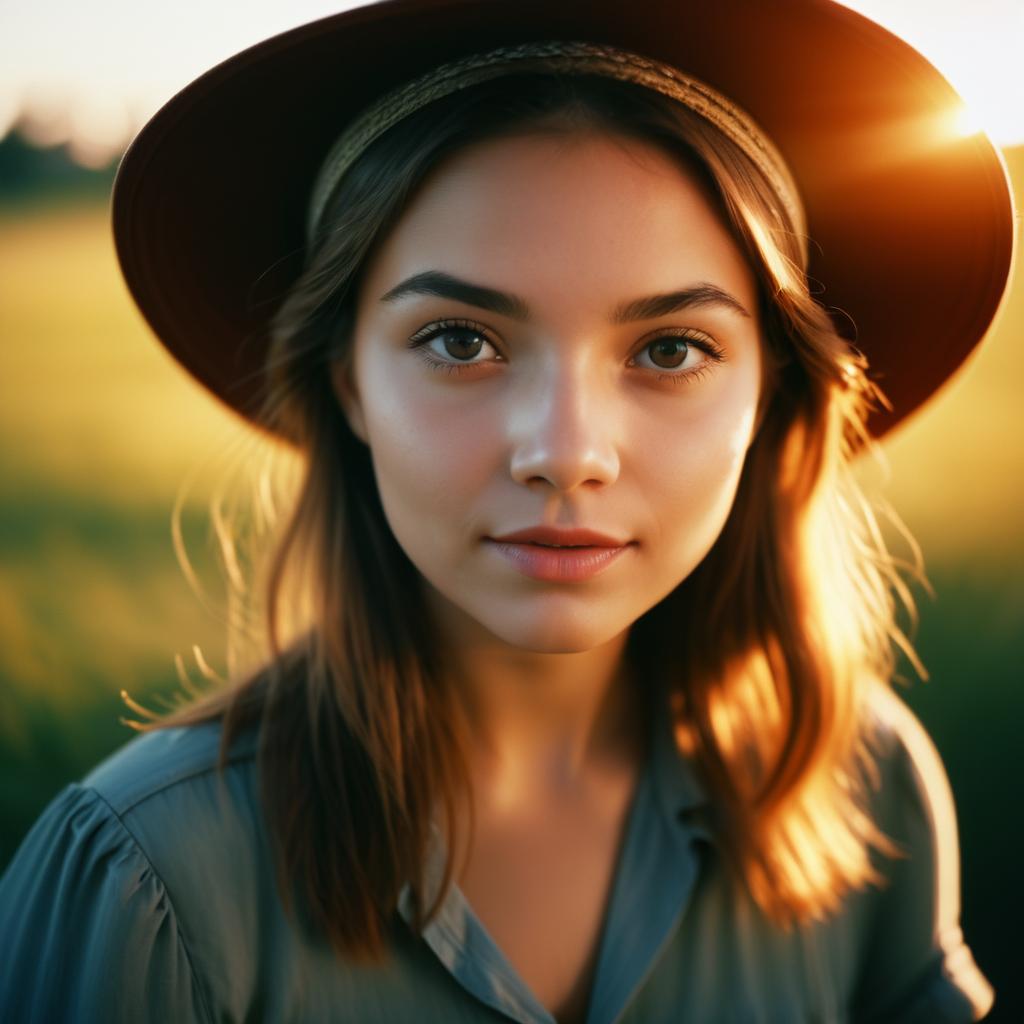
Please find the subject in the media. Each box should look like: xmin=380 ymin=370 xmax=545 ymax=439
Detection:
xmin=0 ymin=129 xmax=117 ymax=205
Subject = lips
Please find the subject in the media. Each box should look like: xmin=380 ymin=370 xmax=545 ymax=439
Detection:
xmin=483 ymin=525 xmax=635 ymax=582
xmin=487 ymin=525 xmax=630 ymax=548
xmin=485 ymin=536 xmax=633 ymax=582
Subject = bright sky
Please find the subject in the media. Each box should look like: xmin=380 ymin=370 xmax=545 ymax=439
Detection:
xmin=1 ymin=0 xmax=1022 ymax=167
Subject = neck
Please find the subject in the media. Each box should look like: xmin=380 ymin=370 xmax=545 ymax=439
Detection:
xmin=445 ymin=630 xmax=646 ymax=813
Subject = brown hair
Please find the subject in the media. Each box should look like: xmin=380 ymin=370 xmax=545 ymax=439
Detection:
xmin=126 ymin=71 xmax=924 ymax=961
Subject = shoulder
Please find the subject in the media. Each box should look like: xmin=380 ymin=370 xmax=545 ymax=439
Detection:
xmin=79 ymin=717 xmax=268 ymax=918
xmin=857 ymin=684 xmax=965 ymax=934
xmin=0 ymin=719 xmax=269 ymax=1023
xmin=861 ymin=684 xmax=957 ymax=841
xmin=82 ymin=718 xmax=259 ymax=818
xmin=76 ymin=720 xmax=265 ymax=890
xmin=848 ymin=684 xmax=995 ymax=1022
xmin=862 ymin=683 xmax=947 ymax=775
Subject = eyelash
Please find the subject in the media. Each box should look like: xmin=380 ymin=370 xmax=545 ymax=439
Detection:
xmin=406 ymin=318 xmax=726 ymax=386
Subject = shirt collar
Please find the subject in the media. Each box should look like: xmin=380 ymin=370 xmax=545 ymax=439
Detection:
xmin=397 ymin=822 xmax=549 ymax=1024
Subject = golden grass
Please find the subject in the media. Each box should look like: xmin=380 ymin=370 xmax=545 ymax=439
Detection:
xmin=0 ymin=205 xmax=257 ymax=504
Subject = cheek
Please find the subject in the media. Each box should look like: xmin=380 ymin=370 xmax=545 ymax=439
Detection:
xmin=641 ymin=376 xmax=759 ymax=570
xmin=357 ymin=358 xmax=499 ymax=544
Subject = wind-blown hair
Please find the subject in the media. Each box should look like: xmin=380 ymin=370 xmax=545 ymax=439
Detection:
xmin=127 ymin=71 xmax=925 ymax=962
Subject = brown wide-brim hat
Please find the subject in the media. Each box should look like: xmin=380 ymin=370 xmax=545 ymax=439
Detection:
xmin=112 ymin=0 xmax=1015 ymax=443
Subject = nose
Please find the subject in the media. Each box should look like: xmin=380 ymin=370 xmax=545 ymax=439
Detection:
xmin=507 ymin=354 xmax=622 ymax=492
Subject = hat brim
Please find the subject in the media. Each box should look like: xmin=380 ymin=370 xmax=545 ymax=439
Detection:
xmin=111 ymin=0 xmax=1015 ymax=442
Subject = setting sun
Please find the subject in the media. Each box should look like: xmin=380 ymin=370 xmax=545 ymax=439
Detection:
xmin=839 ymin=0 xmax=1024 ymax=146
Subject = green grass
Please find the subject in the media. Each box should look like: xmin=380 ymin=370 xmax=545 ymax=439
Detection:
xmin=0 ymin=465 xmax=228 ymax=859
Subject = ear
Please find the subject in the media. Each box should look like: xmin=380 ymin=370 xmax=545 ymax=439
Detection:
xmin=330 ymin=358 xmax=368 ymax=444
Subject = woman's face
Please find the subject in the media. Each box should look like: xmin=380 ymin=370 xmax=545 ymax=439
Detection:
xmin=335 ymin=130 xmax=764 ymax=655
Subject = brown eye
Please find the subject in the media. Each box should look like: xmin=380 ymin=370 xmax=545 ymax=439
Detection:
xmin=647 ymin=337 xmax=691 ymax=370
xmin=434 ymin=327 xmax=487 ymax=361
xmin=407 ymin=318 xmax=501 ymax=376
xmin=633 ymin=330 xmax=726 ymax=386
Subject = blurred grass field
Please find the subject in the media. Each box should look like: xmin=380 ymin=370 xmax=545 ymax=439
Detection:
xmin=1 ymin=151 xmax=1022 ymax=1017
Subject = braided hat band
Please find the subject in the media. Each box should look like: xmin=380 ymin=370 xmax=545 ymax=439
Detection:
xmin=306 ymin=40 xmax=808 ymax=254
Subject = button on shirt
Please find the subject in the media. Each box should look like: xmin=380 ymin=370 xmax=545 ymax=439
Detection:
xmin=0 ymin=688 xmax=993 ymax=1022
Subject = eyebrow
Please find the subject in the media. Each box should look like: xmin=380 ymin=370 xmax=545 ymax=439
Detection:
xmin=379 ymin=270 xmax=751 ymax=322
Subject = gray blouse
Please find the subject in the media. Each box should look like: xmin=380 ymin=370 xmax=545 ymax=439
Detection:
xmin=0 ymin=688 xmax=994 ymax=1022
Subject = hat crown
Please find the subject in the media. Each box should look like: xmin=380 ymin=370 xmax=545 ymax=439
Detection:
xmin=306 ymin=39 xmax=807 ymax=254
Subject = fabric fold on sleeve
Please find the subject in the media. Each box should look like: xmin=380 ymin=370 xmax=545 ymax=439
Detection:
xmin=0 ymin=782 xmax=213 ymax=1023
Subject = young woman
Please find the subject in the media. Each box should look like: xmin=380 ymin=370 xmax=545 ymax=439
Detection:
xmin=0 ymin=2 xmax=1013 ymax=1022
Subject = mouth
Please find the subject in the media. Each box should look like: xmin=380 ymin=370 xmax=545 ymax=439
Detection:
xmin=519 ymin=542 xmax=596 ymax=548
xmin=484 ymin=538 xmax=635 ymax=551
xmin=483 ymin=538 xmax=635 ymax=582
xmin=486 ymin=527 xmax=632 ymax=548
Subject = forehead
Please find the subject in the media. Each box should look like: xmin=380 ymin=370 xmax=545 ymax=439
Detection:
xmin=360 ymin=130 xmax=758 ymax=316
